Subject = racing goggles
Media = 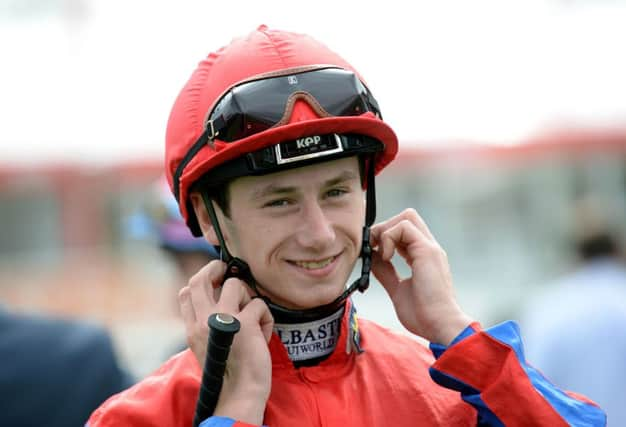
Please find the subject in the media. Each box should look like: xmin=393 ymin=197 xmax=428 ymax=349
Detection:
xmin=206 ymin=67 xmax=382 ymax=143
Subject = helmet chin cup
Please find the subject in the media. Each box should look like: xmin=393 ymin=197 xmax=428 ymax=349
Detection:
xmin=224 ymin=257 xmax=252 ymax=283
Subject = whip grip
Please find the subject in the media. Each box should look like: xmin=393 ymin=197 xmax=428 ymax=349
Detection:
xmin=192 ymin=313 xmax=241 ymax=427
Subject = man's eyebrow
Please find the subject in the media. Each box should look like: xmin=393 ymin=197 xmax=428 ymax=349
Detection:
xmin=251 ymin=169 xmax=359 ymax=200
xmin=251 ymin=184 xmax=297 ymax=201
xmin=323 ymin=170 xmax=359 ymax=187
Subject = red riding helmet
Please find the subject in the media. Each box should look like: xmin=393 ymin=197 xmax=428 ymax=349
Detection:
xmin=165 ymin=25 xmax=398 ymax=236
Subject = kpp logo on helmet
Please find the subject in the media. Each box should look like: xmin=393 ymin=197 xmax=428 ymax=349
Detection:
xmin=296 ymin=135 xmax=322 ymax=149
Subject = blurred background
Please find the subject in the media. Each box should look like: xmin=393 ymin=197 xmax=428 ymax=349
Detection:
xmin=1 ymin=0 xmax=625 ymax=387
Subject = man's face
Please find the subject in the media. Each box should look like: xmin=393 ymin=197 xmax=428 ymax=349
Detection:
xmin=217 ymin=156 xmax=365 ymax=309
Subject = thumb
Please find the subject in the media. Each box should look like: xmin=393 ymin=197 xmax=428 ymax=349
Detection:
xmin=371 ymin=250 xmax=401 ymax=298
xmin=241 ymin=297 xmax=274 ymax=343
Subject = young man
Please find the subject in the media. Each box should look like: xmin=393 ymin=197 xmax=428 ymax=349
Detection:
xmin=88 ymin=26 xmax=606 ymax=426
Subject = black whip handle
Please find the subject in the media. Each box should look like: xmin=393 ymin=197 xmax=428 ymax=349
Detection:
xmin=192 ymin=313 xmax=241 ymax=427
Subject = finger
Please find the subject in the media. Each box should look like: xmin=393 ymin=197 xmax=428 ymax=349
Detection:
xmin=371 ymin=250 xmax=401 ymax=297
xmin=179 ymin=286 xmax=210 ymax=366
xmin=207 ymin=260 xmax=228 ymax=289
xmin=188 ymin=259 xmax=227 ymax=291
xmin=216 ymin=278 xmax=252 ymax=314
xmin=371 ymin=209 xmax=417 ymax=246
xmin=178 ymin=286 xmax=199 ymax=346
xmin=240 ymin=297 xmax=275 ymax=343
xmin=208 ymin=261 xmax=228 ymax=302
xmin=378 ymin=219 xmax=427 ymax=262
xmin=371 ymin=209 xmax=434 ymax=247
xmin=187 ymin=260 xmax=226 ymax=315
xmin=405 ymin=208 xmax=435 ymax=240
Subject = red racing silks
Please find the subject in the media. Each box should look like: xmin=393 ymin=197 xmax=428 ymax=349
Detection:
xmin=88 ymin=301 xmax=477 ymax=427
xmin=429 ymin=321 xmax=607 ymax=427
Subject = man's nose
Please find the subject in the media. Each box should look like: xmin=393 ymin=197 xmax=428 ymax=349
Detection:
xmin=295 ymin=199 xmax=335 ymax=250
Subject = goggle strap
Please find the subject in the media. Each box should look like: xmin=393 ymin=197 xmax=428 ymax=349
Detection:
xmin=207 ymin=115 xmax=227 ymax=142
xmin=173 ymin=118 xmax=226 ymax=203
xmin=174 ymin=131 xmax=210 ymax=203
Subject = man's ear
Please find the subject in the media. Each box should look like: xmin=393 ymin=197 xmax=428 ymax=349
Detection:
xmin=190 ymin=192 xmax=221 ymax=246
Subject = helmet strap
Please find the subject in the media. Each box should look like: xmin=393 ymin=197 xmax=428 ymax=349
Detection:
xmin=356 ymin=154 xmax=376 ymax=293
xmin=200 ymin=192 xmax=265 ymax=298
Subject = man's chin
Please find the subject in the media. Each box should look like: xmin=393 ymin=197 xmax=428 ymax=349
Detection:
xmin=291 ymin=288 xmax=347 ymax=310
xmin=254 ymin=274 xmax=348 ymax=309
xmin=263 ymin=290 xmax=345 ymax=311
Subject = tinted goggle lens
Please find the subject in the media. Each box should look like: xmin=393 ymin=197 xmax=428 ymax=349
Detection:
xmin=208 ymin=68 xmax=381 ymax=142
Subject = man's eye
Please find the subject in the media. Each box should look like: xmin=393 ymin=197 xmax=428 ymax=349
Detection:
xmin=264 ymin=199 xmax=290 ymax=208
xmin=326 ymin=188 xmax=347 ymax=198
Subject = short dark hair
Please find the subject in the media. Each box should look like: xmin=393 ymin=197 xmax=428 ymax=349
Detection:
xmin=210 ymin=184 xmax=232 ymax=218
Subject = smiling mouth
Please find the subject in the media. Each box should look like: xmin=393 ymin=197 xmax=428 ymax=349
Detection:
xmin=291 ymin=255 xmax=337 ymax=270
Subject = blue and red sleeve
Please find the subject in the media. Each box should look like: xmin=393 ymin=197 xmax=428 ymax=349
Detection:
xmin=429 ymin=321 xmax=606 ymax=426
xmin=199 ymin=417 xmax=264 ymax=427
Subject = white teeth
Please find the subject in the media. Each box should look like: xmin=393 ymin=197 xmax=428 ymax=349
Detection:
xmin=294 ymin=257 xmax=335 ymax=270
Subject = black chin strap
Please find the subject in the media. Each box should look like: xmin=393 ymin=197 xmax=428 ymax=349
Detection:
xmin=200 ymin=156 xmax=377 ymax=324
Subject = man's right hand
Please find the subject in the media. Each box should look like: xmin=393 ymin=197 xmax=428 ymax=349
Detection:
xmin=179 ymin=260 xmax=274 ymax=425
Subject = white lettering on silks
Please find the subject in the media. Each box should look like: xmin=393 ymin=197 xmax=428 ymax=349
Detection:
xmin=274 ymin=307 xmax=344 ymax=362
